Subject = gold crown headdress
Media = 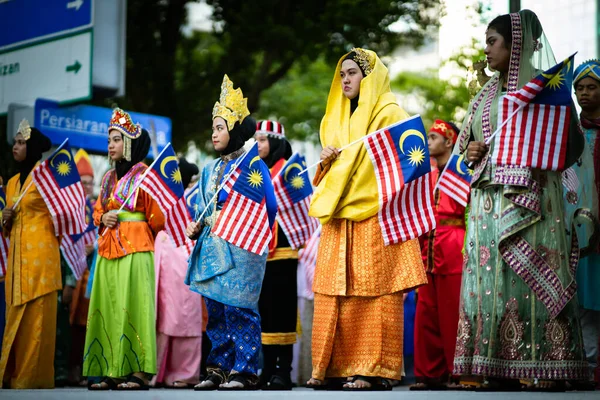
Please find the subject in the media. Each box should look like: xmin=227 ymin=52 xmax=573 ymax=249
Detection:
xmin=212 ymin=74 xmax=250 ymax=131
xmin=18 ymin=119 xmax=32 ymax=141
xmin=350 ymin=48 xmax=375 ymax=76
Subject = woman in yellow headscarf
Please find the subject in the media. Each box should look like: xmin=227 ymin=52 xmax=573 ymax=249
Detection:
xmin=307 ymin=48 xmax=427 ymax=390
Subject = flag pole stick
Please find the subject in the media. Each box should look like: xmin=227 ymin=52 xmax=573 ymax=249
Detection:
xmin=298 ymin=115 xmax=421 ymax=175
xmin=466 ymin=104 xmax=523 ymax=168
xmin=193 ymin=143 xmax=257 ymax=226
xmin=99 ymin=143 xmax=172 ymax=237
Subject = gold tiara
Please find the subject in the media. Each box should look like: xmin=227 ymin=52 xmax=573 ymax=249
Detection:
xmin=350 ymin=47 xmax=375 ymax=76
xmin=18 ymin=119 xmax=32 ymax=141
xmin=212 ymin=74 xmax=250 ymax=131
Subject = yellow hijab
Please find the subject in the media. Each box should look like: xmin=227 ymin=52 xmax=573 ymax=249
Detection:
xmin=309 ymin=49 xmax=409 ymax=224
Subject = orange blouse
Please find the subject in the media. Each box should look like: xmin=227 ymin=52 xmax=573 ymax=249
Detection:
xmin=93 ymin=167 xmax=165 ymax=260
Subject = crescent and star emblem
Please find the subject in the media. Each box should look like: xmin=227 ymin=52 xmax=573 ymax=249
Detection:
xmin=456 ymin=154 xmax=467 ymax=175
xmin=398 ymin=129 xmax=426 ymax=154
xmin=284 ymin=163 xmax=303 ymax=182
xmin=187 ymin=187 xmax=199 ymax=207
xmin=160 ymin=156 xmax=178 ymax=178
xmin=50 ymin=149 xmax=72 ymax=167
xmin=249 ymin=155 xmax=261 ymax=169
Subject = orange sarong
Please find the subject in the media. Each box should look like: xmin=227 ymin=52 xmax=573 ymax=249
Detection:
xmin=311 ymin=216 xmax=427 ymax=380
xmin=312 ymin=292 xmax=404 ymax=380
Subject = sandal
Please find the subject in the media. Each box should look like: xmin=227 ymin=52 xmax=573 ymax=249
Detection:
xmin=166 ymin=381 xmax=194 ymax=389
xmin=218 ymin=373 xmax=260 ymax=391
xmin=263 ymin=375 xmax=292 ymax=390
xmin=343 ymin=375 xmax=393 ymax=391
xmin=524 ymin=379 xmax=566 ymax=392
xmin=306 ymin=377 xmax=344 ymax=390
xmin=116 ymin=375 xmax=150 ymax=391
xmin=88 ymin=377 xmax=118 ymax=391
xmin=194 ymin=370 xmax=226 ymax=391
xmin=475 ymin=378 xmax=523 ymax=392
xmin=408 ymin=378 xmax=448 ymax=391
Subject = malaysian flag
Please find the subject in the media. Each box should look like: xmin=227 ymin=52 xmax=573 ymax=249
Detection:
xmin=298 ymin=225 xmax=321 ymax=300
xmin=213 ymin=145 xmax=277 ymax=255
xmin=60 ymin=235 xmax=87 ymax=279
xmin=364 ymin=115 xmax=436 ymax=245
xmin=491 ymin=54 xmax=575 ymax=171
xmin=272 ymin=153 xmax=319 ymax=249
xmin=60 ymin=198 xmax=96 ymax=279
xmin=32 ymin=139 xmax=86 ymax=236
xmin=437 ymin=154 xmax=473 ymax=207
xmin=138 ymin=143 xmax=190 ymax=248
xmin=0 ymin=186 xmax=8 ymax=277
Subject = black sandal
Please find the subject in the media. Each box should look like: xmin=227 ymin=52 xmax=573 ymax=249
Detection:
xmin=343 ymin=375 xmax=393 ymax=391
xmin=218 ymin=373 xmax=260 ymax=391
xmin=88 ymin=377 xmax=118 ymax=391
xmin=116 ymin=375 xmax=150 ymax=391
xmin=194 ymin=369 xmax=226 ymax=391
xmin=263 ymin=375 xmax=292 ymax=390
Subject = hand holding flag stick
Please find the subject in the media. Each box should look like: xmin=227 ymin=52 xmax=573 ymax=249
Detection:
xmin=186 ymin=143 xmax=257 ymax=238
xmin=298 ymin=116 xmax=417 ymax=175
xmin=99 ymin=143 xmax=173 ymax=237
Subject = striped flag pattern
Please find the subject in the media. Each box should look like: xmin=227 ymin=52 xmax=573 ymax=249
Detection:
xmin=272 ymin=153 xmax=319 ymax=249
xmin=437 ymin=154 xmax=472 ymax=207
xmin=32 ymin=139 xmax=86 ymax=236
xmin=491 ymin=54 xmax=575 ymax=171
xmin=60 ymin=235 xmax=87 ymax=279
xmin=364 ymin=115 xmax=436 ymax=245
xmin=0 ymin=186 xmax=8 ymax=277
xmin=138 ymin=143 xmax=190 ymax=248
xmin=298 ymin=225 xmax=321 ymax=300
xmin=213 ymin=145 xmax=276 ymax=255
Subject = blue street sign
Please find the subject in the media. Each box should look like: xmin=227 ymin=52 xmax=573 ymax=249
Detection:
xmin=0 ymin=0 xmax=93 ymax=52
xmin=34 ymin=99 xmax=172 ymax=158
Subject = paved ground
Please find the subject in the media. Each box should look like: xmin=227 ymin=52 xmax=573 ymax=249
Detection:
xmin=0 ymin=387 xmax=597 ymax=399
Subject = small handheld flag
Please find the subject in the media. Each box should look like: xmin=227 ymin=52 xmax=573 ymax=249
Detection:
xmin=272 ymin=153 xmax=319 ymax=249
xmin=363 ymin=115 xmax=436 ymax=245
xmin=32 ymin=139 xmax=86 ymax=236
xmin=212 ymin=145 xmax=276 ymax=255
xmin=437 ymin=154 xmax=472 ymax=207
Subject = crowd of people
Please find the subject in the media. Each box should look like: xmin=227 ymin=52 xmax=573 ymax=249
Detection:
xmin=0 ymin=8 xmax=599 ymax=392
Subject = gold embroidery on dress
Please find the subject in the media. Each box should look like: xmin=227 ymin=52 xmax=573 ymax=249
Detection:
xmin=497 ymin=298 xmax=524 ymax=360
xmin=542 ymin=318 xmax=573 ymax=360
xmin=123 ymin=308 xmax=146 ymax=359
xmin=455 ymin=307 xmax=473 ymax=357
xmin=483 ymin=192 xmax=493 ymax=213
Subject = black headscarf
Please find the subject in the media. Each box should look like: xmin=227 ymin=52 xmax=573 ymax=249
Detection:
xmin=262 ymin=137 xmax=293 ymax=169
xmin=115 ymin=128 xmax=151 ymax=180
xmin=178 ymin=157 xmax=199 ymax=189
xmin=16 ymin=127 xmax=51 ymax=186
xmin=221 ymin=117 xmax=256 ymax=156
xmin=343 ymin=51 xmax=364 ymax=113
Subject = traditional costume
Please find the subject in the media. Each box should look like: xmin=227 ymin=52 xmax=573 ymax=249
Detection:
xmin=186 ymin=75 xmax=277 ymax=390
xmin=153 ymin=158 xmax=203 ymax=388
xmin=0 ymin=123 xmax=58 ymax=389
xmin=453 ymin=10 xmax=587 ymax=383
xmin=83 ymin=109 xmax=164 ymax=384
xmin=413 ymin=120 xmax=465 ymax=387
xmin=255 ymin=120 xmax=297 ymax=390
xmin=308 ymin=48 xmax=427 ymax=388
xmin=563 ymin=60 xmax=600 ymax=382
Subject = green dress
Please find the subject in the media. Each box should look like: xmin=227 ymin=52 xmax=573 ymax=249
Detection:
xmin=452 ymin=10 xmax=587 ymax=381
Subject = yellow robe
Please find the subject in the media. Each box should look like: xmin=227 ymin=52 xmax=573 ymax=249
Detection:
xmin=309 ymin=49 xmax=427 ymax=381
xmin=0 ymin=171 xmax=61 ymax=388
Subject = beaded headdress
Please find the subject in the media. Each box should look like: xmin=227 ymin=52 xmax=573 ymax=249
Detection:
xmin=256 ymin=120 xmax=286 ymax=139
xmin=349 ymin=47 xmax=375 ymax=76
xmin=212 ymin=74 xmax=250 ymax=131
xmin=18 ymin=119 xmax=32 ymax=141
xmin=109 ymin=108 xmax=142 ymax=162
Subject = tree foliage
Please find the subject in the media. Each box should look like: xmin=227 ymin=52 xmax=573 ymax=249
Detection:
xmin=94 ymin=0 xmax=441 ymax=153
xmin=391 ymin=38 xmax=486 ymax=129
